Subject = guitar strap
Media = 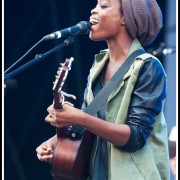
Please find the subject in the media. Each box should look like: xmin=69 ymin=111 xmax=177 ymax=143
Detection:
xmin=67 ymin=49 xmax=145 ymax=139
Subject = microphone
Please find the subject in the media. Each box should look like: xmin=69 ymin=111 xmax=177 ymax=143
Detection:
xmin=43 ymin=21 xmax=92 ymax=40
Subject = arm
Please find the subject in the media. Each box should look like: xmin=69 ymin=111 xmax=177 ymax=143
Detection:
xmin=121 ymin=58 xmax=166 ymax=151
xmin=45 ymin=58 xmax=166 ymax=151
xmin=46 ymin=103 xmax=131 ymax=147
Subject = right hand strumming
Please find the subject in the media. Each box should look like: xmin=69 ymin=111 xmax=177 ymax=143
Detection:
xmin=36 ymin=136 xmax=56 ymax=163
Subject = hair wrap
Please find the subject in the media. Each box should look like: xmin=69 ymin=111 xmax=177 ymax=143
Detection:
xmin=121 ymin=0 xmax=163 ymax=46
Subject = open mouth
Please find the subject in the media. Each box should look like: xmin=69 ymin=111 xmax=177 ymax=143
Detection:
xmin=89 ymin=18 xmax=99 ymax=26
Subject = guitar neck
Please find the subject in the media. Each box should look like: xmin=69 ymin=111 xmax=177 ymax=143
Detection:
xmin=53 ymin=92 xmax=63 ymax=110
xmin=52 ymin=57 xmax=74 ymax=138
xmin=53 ymin=102 xmax=63 ymax=110
xmin=53 ymin=92 xmax=66 ymax=138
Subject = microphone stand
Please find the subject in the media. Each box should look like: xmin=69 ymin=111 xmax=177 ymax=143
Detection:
xmin=4 ymin=37 xmax=75 ymax=80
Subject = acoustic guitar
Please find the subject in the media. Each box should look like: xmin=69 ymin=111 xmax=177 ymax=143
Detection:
xmin=51 ymin=58 xmax=94 ymax=180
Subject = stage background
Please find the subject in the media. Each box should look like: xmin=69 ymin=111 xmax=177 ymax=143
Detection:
xmin=3 ymin=0 xmax=176 ymax=179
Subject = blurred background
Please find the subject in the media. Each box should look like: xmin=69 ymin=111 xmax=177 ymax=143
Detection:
xmin=3 ymin=0 xmax=176 ymax=180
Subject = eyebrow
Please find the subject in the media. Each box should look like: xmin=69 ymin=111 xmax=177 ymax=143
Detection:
xmin=99 ymin=0 xmax=109 ymax=3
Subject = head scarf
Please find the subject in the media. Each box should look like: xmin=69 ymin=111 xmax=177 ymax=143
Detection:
xmin=121 ymin=0 xmax=163 ymax=46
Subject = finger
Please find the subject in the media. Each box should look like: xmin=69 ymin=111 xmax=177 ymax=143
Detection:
xmin=46 ymin=147 xmax=54 ymax=153
xmin=37 ymin=154 xmax=53 ymax=162
xmin=38 ymin=150 xmax=53 ymax=156
xmin=41 ymin=146 xmax=53 ymax=154
xmin=50 ymin=122 xmax=59 ymax=128
xmin=62 ymin=101 xmax=74 ymax=107
xmin=47 ymin=113 xmax=54 ymax=119
xmin=41 ymin=145 xmax=48 ymax=150
xmin=46 ymin=154 xmax=53 ymax=164
xmin=45 ymin=114 xmax=55 ymax=123
xmin=50 ymin=113 xmax=56 ymax=119
xmin=36 ymin=146 xmax=48 ymax=154
xmin=45 ymin=116 xmax=59 ymax=128
xmin=37 ymin=145 xmax=53 ymax=155
xmin=44 ymin=154 xmax=53 ymax=163
xmin=47 ymin=105 xmax=55 ymax=114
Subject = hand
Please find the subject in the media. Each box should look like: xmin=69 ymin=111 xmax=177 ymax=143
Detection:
xmin=36 ymin=136 xmax=56 ymax=163
xmin=45 ymin=103 xmax=83 ymax=128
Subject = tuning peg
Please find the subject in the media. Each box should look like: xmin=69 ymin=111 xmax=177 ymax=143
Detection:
xmin=57 ymin=70 xmax=61 ymax=75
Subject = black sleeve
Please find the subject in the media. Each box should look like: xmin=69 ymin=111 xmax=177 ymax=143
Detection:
xmin=121 ymin=58 xmax=167 ymax=152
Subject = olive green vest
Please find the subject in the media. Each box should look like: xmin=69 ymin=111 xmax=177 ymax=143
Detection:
xmin=86 ymin=40 xmax=170 ymax=180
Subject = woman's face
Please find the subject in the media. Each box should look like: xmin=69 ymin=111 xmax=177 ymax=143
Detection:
xmin=89 ymin=0 xmax=124 ymax=41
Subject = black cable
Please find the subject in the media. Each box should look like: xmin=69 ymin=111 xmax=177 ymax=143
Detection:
xmin=4 ymin=38 xmax=45 ymax=74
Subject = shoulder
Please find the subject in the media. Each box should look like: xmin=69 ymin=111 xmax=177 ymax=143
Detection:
xmin=137 ymin=53 xmax=167 ymax=77
xmin=137 ymin=53 xmax=162 ymax=66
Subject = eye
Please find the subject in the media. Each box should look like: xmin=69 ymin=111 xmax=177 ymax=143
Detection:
xmin=100 ymin=5 xmax=108 ymax=9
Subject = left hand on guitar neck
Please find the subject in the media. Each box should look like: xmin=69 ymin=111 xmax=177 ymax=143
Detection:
xmin=45 ymin=103 xmax=84 ymax=128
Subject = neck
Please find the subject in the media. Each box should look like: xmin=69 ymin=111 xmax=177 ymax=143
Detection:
xmin=106 ymin=35 xmax=133 ymax=64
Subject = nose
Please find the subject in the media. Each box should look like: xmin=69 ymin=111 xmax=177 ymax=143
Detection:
xmin=91 ymin=5 xmax=98 ymax=14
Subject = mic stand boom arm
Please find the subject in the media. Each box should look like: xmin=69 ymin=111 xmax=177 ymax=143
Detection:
xmin=4 ymin=37 xmax=75 ymax=80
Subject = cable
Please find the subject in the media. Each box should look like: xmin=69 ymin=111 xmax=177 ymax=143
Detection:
xmin=4 ymin=38 xmax=45 ymax=74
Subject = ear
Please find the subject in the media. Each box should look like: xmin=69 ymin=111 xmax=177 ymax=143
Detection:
xmin=121 ymin=17 xmax=125 ymax=25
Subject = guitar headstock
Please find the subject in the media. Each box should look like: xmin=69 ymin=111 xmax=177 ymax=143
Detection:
xmin=53 ymin=57 xmax=74 ymax=109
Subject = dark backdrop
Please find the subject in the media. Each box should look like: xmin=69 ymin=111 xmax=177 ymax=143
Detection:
xmin=4 ymin=1 xmax=166 ymax=180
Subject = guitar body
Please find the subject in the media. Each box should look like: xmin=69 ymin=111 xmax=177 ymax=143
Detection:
xmin=51 ymin=129 xmax=94 ymax=180
xmin=50 ymin=58 xmax=94 ymax=180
